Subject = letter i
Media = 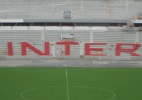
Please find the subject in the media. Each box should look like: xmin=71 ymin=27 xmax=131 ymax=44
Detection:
xmin=7 ymin=42 xmax=13 ymax=56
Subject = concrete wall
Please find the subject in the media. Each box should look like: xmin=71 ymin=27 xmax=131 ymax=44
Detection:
xmin=1 ymin=60 xmax=142 ymax=68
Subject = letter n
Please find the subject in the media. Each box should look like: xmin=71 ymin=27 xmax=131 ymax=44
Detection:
xmin=21 ymin=42 xmax=50 ymax=56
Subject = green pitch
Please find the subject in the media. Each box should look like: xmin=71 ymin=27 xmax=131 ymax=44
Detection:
xmin=0 ymin=68 xmax=142 ymax=100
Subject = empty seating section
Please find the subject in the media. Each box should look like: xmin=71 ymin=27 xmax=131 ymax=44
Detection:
xmin=0 ymin=29 xmax=142 ymax=60
xmin=109 ymin=0 xmax=127 ymax=20
xmin=0 ymin=0 xmax=141 ymax=20
xmin=0 ymin=0 xmax=142 ymax=60
xmin=129 ymin=0 xmax=142 ymax=12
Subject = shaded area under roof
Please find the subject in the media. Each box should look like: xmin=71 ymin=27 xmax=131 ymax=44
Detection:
xmin=24 ymin=19 xmax=127 ymax=23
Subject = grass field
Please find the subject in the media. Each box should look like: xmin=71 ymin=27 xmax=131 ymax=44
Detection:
xmin=0 ymin=68 xmax=142 ymax=100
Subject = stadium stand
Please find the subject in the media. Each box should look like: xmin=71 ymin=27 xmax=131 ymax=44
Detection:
xmin=0 ymin=29 xmax=141 ymax=60
xmin=0 ymin=0 xmax=141 ymax=21
xmin=0 ymin=0 xmax=142 ymax=61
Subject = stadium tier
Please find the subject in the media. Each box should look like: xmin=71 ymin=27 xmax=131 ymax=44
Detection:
xmin=0 ymin=26 xmax=142 ymax=61
xmin=0 ymin=0 xmax=141 ymax=21
xmin=0 ymin=0 xmax=142 ymax=62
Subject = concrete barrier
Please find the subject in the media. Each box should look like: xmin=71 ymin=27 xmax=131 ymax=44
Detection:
xmin=0 ymin=60 xmax=142 ymax=68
